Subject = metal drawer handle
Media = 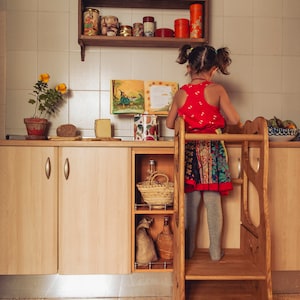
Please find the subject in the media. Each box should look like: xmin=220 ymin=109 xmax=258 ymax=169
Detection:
xmin=45 ymin=157 xmax=51 ymax=179
xmin=64 ymin=158 xmax=70 ymax=180
xmin=237 ymin=157 xmax=241 ymax=178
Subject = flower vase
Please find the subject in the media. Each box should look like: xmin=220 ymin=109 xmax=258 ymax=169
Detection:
xmin=24 ymin=118 xmax=49 ymax=140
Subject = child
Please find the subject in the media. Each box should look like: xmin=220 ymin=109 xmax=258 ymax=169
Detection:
xmin=166 ymin=44 xmax=240 ymax=260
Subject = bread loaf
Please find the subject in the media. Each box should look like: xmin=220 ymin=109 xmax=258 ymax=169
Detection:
xmin=56 ymin=124 xmax=77 ymax=137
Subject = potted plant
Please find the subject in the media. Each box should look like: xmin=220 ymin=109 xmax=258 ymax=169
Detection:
xmin=24 ymin=73 xmax=68 ymax=139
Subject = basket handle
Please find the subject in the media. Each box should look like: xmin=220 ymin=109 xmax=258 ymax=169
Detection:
xmin=150 ymin=173 xmax=169 ymax=185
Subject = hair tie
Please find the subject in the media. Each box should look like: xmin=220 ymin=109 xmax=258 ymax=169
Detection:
xmin=187 ymin=47 xmax=193 ymax=56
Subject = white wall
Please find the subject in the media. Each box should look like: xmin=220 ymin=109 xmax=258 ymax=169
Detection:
xmin=2 ymin=0 xmax=300 ymax=139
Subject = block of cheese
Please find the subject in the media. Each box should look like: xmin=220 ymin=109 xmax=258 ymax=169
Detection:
xmin=94 ymin=119 xmax=111 ymax=138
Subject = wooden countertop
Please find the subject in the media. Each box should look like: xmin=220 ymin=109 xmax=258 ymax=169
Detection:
xmin=0 ymin=139 xmax=175 ymax=148
xmin=1 ymin=139 xmax=300 ymax=148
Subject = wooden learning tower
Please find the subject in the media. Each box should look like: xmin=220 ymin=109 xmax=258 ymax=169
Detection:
xmin=172 ymin=117 xmax=272 ymax=300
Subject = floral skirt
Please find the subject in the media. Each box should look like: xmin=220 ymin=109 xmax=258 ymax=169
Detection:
xmin=184 ymin=140 xmax=233 ymax=196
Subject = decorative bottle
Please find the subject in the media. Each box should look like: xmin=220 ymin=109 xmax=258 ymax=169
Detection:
xmin=147 ymin=159 xmax=156 ymax=179
xmin=156 ymin=216 xmax=174 ymax=260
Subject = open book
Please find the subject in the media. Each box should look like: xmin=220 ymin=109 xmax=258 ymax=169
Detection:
xmin=110 ymin=79 xmax=178 ymax=115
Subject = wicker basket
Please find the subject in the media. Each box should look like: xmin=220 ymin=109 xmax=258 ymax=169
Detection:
xmin=136 ymin=172 xmax=174 ymax=206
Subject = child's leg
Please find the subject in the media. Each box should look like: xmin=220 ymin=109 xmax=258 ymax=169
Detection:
xmin=203 ymin=191 xmax=223 ymax=261
xmin=185 ymin=191 xmax=201 ymax=258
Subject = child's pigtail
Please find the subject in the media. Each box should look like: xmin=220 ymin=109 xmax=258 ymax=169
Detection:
xmin=177 ymin=44 xmax=192 ymax=64
xmin=216 ymin=47 xmax=232 ymax=75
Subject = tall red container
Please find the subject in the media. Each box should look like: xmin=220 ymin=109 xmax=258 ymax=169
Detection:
xmin=174 ymin=18 xmax=189 ymax=38
xmin=190 ymin=3 xmax=203 ymax=38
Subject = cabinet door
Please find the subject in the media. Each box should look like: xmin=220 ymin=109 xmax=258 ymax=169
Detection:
xmin=269 ymin=147 xmax=300 ymax=270
xmin=59 ymin=147 xmax=131 ymax=274
xmin=0 ymin=146 xmax=58 ymax=274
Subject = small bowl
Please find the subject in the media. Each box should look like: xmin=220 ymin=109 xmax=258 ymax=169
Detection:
xmin=155 ymin=28 xmax=174 ymax=37
xmin=268 ymin=127 xmax=298 ymax=142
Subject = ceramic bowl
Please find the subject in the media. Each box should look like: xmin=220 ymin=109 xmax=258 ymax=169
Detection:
xmin=155 ymin=28 xmax=174 ymax=37
xmin=268 ymin=127 xmax=298 ymax=142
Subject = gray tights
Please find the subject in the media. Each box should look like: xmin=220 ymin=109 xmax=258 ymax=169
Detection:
xmin=185 ymin=191 xmax=223 ymax=260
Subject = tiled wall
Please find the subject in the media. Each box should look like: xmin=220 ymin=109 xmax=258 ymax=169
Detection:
xmin=2 ymin=0 xmax=300 ymax=139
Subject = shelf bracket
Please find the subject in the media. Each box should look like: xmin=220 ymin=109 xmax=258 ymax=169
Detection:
xmin=79 ymin=39 xmax=85 ymax=61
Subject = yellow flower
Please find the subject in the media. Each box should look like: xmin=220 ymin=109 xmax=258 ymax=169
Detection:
xmin=39 ymin=73 xmax=50 ymax=83
xmin=56 ymin=83 xmax=67 ymax=94
xmin=29 ymin=73 xmax=68 ymax=118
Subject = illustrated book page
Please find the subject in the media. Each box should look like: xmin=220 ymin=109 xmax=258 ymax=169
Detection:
xmin=111 ymin=79 xmax=178 ymax=115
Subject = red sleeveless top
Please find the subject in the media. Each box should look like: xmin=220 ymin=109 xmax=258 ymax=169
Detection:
xmin=178 ymin=81 xmax=225 ymax=133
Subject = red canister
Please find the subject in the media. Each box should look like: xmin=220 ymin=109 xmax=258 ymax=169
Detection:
xmin=155 ymin=28 xmax=174 ymax=37
xmin=174 ymin=18 xmax=189 ymax=38
xmin=190 ymin=3 xmax=203 ymax=38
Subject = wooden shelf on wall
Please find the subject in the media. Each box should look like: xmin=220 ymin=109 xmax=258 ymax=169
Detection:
xmin=83 ymin=0 xmax=196 ymax=9
xmin=78 ymin=35 xmax=207 ymax=60
xmin=78 ymin=0 xmax=209 ymax=61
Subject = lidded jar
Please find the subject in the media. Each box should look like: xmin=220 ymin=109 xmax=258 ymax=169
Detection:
xmin=190 ymin=3 xmax=203 ymax=38
xmin=83 ymin=8 xmax=100 ymax=36
xmin=133 ymin=22 xmax=144 ymax=36
xmin=174 ymin=18 xmax=189 ymax=38
xmin=143 ymin=16 xmax=155 ymax=37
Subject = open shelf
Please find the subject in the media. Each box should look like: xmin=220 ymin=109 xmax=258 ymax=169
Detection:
xmin=134 ymin=259 xmax=173 ymax=271
xmin=135 ymin=203 xmax=174 ymax=213
xmin=82 ymin=0 xmax=199 ymax=9
xmin=132 ymin=149 xmax=175 ymax=273
xmin=78 ymin=0 xmax=209 ymax=60
xmin=78 ymin=35 xmax=207 ymax=60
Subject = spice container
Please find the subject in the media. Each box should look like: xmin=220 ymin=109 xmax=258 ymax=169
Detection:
xmin=190 ymin=3 xmax=203 ymax=38
xmin=120 ymin=25 xmax=132 ymax=36
xmin=83 ymin=8 xmax=100 ymax=36
xmin=101 ymin=16 xmax=119 ymax=36
xmin=133 ymin=22 xmax=144 ymax=36
xmin=143 ymin=16 xmax=155 ymax=37
xmin=174 ymin=18 xmax=189 ymax=38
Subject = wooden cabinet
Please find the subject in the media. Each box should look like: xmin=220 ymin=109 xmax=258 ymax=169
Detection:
xmin=59 ymin=146 xmax=131 ymax=274
xmin=132 ymin=147 xmax=175 ymax=272
xmin=0 ymin=144 xmax=131 ymax=275
xmin=78 ymin=0 xmax=209 ymax=60
xmin=268 ymin=147 xmax=300 ymax=271
xmin=0 ymin=146 xmax=58 ymax=274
